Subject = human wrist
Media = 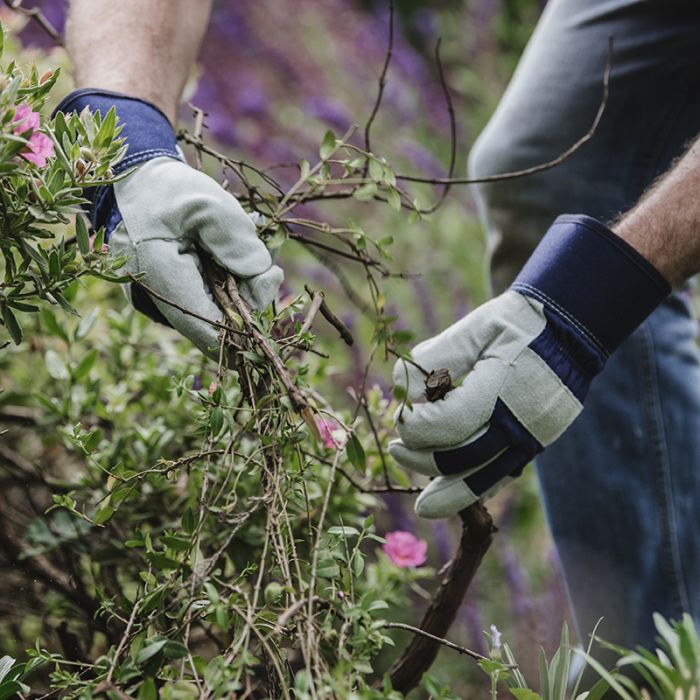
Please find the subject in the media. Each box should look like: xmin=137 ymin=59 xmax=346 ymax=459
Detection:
xmin=612 ymin=214 xmax=680 ymax=288
xmin=511 ymin=214 xmax=671 ymax=357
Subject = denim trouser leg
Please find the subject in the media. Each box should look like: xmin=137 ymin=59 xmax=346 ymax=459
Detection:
xmin=468 ymin=0 xmax=700 ymax=651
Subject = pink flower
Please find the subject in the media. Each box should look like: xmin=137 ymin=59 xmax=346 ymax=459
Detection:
xmin=12 ymin=103 xmax=54 ymax=167
xmin=382 ymin=530 xmax=428 ymax=568
xmin=316 ymin=417 xmax=347 ymax=449
xmin=13 ymin=104 xmax=40 ymax=133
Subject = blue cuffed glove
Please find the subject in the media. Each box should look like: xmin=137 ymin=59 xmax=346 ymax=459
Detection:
xmin=390 ymin=215 xmax=671 ymax=518
xmin=55 ymin=89 xmax=283 ymax=357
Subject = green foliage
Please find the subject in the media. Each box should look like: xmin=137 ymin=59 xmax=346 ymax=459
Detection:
xmin=581 ymin=613 xmax=700 ymax=699
xmin=477 ymin=615 xmax=700 ymax=699
xmin=0 ymin=45 xmax=433 ymax=692
xmin=0 ymin=654 xmax=43 ymax=699
xmin=0 ymin=26 xmax=128 ymax=348
xmin=479 ymin=622 xmax=610 ymax=700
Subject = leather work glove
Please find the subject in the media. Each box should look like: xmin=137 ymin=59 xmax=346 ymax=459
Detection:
xmin=55 ymin=90 xmax=283 ymax=357
xmin=390 ymin=215 xmax=670 ymax=519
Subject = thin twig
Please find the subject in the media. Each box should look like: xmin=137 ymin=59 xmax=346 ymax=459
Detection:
xmin=363 ymin=0 xmax=394 ymax=162
xmin=298 ymin=288 xmax=325 ymax=338
xmin=421 ymin=38 xmax=457 ymax=214
xmin=381 ymin=622 xmax=492 ymax=663
xmin=304 ymin=284 xmax=354 ymax=346
xmin=395 ymin=36 xmax=614 ymax=186
xmin=127 ymin=273 xmax=246 ymax=338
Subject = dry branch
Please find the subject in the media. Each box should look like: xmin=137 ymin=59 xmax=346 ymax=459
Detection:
xmin=383 ymin=504 xmax=496 ymax=694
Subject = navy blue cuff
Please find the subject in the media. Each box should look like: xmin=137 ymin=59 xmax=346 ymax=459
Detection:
xmin=512 ymin=214 xmax=671 ymax=355
xmin=52 ymin=89 xmax=182 ymax=231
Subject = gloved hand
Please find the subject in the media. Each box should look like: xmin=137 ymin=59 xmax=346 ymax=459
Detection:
xmin=55 ymin=90 xmax=283 ymax=357
xmin=390 ymin=215 xmax=670 ymax=518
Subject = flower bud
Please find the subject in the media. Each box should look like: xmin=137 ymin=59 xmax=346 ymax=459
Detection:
xmin=39 ymin=70 xmax=54 ymax=84
xmin=79 ymin=146 xmax=97 ymax=163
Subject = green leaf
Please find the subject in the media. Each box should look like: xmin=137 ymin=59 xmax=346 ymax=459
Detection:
xmin=162 ymin=641 xmax=189 ymax=659
xmin=145 ymin=552 xmax=181 ymax=570
xmin=75 ymin=307 xmax=99 ymax=340
xmin=2 ymin=305 xmax=22 ymax=345
xmin=575 ymin=677 xmax=610 ymax=700
xmin=73 ymin=348 xmax=97 ymax=381
xmin=40 ymin=308 xmax=69 ymax=342
xmin=352 ymin=551 xmax=364 ymax=577
xmin=392 ymin=385 xmax=407 ymax=401
xmin=352 ymin=182 xmax=378 ymax=201
xmin=346 ymin=434 xmax=366 ymax=470
xmin=135 ymin=638 xmax=168 ymax=664
xmin=479 ymin=658 xmax=510 ymax=676
xmin=81 ymin=428 xmax=102 ymax=453
xmin=0 ymin=657 xmax=14 ymax=684
xmin=45 ymin=349 xmax=69 ymax=380
xmin=328 ymin=525 xmax=359 ymax=537
xmin=368 ymin=158 xmax=384 ymax=183
xmin=162 ymin=535 xmax=190 ymax=552
xmin=209 ymin=407 xmax=224 ymax=436
xmin=316 ymin=558 xmax=340 ymax=579
xmin=93 ymin=505 xmax=115 ymax=526
xmin=181 ymin=507 xmax=196 ymax=535
xmin=319 ymin=130 xmax=336 ymax=159
xmin=0 ymin=681 xmax=22 ymax=700
xmin=511 ymin=690 xmax=542 ymax=700
xmin=137 ymin=678 xmax=157 ymax=700
xmin=575 ymin=651 xmax=635 ymax=700
xmin=75 ymin=214 xmax=90 ymax=257
xmin=264 ymin=582 xmax=283 ymax=604
xmin=7 ymin=301 xmax=38 ymax=313
xmin=94 ymin=106 xmax=116 ymax=148
xmin=539 ymin=647 xmax=550 ymax=700
xmin=386 ymin=187 xmax=402 ymax=212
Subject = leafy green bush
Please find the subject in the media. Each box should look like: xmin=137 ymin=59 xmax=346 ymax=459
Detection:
xmin=3 ymin=13 xmax=700 ymax=700
xmin=0 ymin=27 xmax=127 ymax=348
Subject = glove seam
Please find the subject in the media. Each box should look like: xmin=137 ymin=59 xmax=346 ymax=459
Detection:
xmin=115 ymin=149 xmax=182 ymax=173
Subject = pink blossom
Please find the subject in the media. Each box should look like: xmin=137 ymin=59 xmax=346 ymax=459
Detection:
xmin=12 ymin=103 xmax=54 ymax=167
xmin=316 ymin=417 xmax=347 ymax=449
xmin=382 ymin=530 xmax=428 ymax=568
xmin=13 ymin=104 xmax=40 ymax=133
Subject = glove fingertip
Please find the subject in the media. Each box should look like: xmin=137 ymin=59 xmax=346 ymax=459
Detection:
xmin=414 ymin=477 xmax=477 ymax=519
xmin=238 ymin=265 xmax=284 ymax=311
xmin=388 ymin=440 xmax=440 ymax=477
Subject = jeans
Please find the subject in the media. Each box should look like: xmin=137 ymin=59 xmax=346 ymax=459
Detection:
xmin=468 ymin=0 xmax=700 ymax=656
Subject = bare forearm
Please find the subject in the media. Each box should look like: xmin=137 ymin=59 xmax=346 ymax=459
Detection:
xmin=66 ymin=0 xmax=212 ymax=124
xmin=614 ymin=137 xmax=700 ymax=288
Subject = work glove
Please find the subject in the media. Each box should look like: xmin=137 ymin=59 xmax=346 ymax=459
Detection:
xmin=390 ymin=215 xmax=670 ymax=518
xmin=55 ymin=90 xmax=283 ymax=357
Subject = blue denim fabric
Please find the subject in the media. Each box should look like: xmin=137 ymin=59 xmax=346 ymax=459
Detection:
xmin=53 ymin=90 xmax=182 ymax=233
xmin=468 ymin=0 xmax=700 ymax=656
